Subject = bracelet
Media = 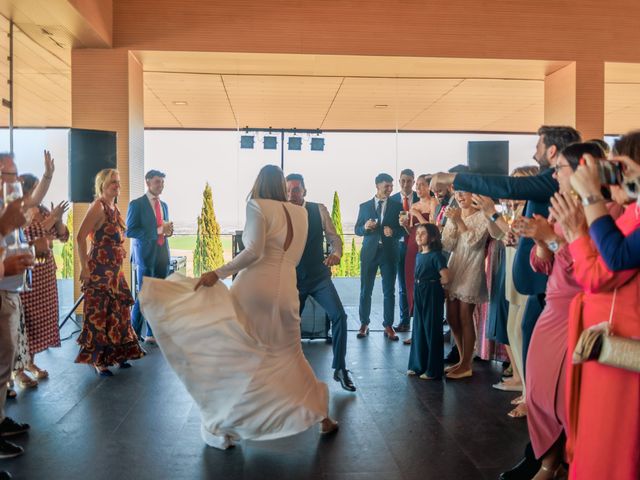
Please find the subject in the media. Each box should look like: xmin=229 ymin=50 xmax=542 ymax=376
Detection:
xmin=581 ymin=194 xmax=604 ymax=207
xmin=489 ymin=212 xmax=500 ymax=223
xmin=43 ymin=174 xmax=53 ymax=180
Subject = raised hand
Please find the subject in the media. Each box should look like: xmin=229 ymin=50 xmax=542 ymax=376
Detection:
xmin=471 ymin=194 xmax=496 ymax=216
xmin=50 ymin=201 xmax=70 ymax=223
xmin=549 ymin=192 xmax=587 ymax=242
xmin=43 ymin=150 xmax=55 ymax=178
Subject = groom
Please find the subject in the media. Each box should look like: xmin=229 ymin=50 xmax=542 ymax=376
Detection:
xmin=126 ymin=169 xmax=173 ymax=342
xmin=285 ymin=174 xmax=355 ymax=392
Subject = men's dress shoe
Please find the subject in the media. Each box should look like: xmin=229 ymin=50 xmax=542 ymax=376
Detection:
xmin=444 ymin=345 xmax=460 ymax=364
xmin=498 ymin=456 xmax=540 ymax=480
xmin=356 ymin=326 xmax=369 ymax=339
xmin=0 ymin=418 xmax=30 ymax=438
xmin=333 ymin=369 xmax=356 ymax=392
xmin=0 ymin=439 xmax=23 ymax=459
xmin=0 ymin=470 xmax=12 ymax=479
xmin=403 ymin=338 xmax=412 ymax=345
xmin=383 ymin=326 xmax=399 ymax=341
xmin=394 ymin=324 xmax=410 ymax=332
xmin=320 ymin=418 xmax=339 ymax=435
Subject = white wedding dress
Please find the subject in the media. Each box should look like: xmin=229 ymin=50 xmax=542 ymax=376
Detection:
xmin=139 ymin=199 xmax=329 ymax=449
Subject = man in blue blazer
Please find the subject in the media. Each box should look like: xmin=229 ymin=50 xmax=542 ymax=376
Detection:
xmin=126 ymin=170 xmax=173 ymax=342
xmin=389 ymin=168 xmax=419 ymax=332
xmin=431 ymin=125 xmax=580 ymax=480
xmin=355 ymin=173 xmax=404 ymax=341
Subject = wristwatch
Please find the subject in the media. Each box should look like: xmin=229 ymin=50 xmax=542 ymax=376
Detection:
xmin=581 ymin=194 xmax=604 ymax=206
xmin=489 ymin=212 xmax=500 ymax=223
xmin=546 ymin=238 xmax=560 ymax=252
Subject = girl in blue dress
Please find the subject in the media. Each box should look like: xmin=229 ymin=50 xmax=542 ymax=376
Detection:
xmin=407 ymin=223 xmax=449 ymax=380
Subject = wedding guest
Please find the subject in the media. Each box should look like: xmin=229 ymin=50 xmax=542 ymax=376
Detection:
xmin=407 ymin=223 xmax=449 ymax=380
xmin=126 ymin=170 xmax=173 ymax=342
xmin=390 ymin=169 xmax=419 ymax=332
xmin=0 ymin=151 xmax=54 ymax=459
xmin=16 ymin=174 xmax=69 ymax=383
xmin=354 ymin=173 xmax=404 ymax=341
xmin=441 ymin=189 xmax=489 ymax=379
xmin=553 ymin=132 xmax=640 ymax=480
xmin=400 ymin=174 xmax=436 ymax=345
xmin=285 ymin=173 xmax=354 ymax=392
xmin=518 ymin=142 xmax=616 ymax=479
xmin=76 ymin=169 xmax=144 ymax=376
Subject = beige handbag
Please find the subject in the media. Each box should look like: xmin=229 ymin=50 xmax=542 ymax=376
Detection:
xmin=572 ymin=289 xmax=640 ymax=373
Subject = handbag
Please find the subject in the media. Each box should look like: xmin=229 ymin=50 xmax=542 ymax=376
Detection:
xmin=572 ymin=289 xmax=640 ymax=373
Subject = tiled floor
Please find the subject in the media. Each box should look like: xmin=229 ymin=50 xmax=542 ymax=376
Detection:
xmin=1 ymin=279 xmax=529 ymax=479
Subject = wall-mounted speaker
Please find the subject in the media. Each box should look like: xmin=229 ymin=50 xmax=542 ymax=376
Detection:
xmin=68 ymin=128 xmax=117 ymax=203
xmin=467 ymin=141 xmax=509 ymax=176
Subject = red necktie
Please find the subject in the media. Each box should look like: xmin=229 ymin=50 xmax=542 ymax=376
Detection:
xmin=403 ymin=196 xmax=409 ymax=211
xmin=154 ymin=198 xmax=165 ymax=246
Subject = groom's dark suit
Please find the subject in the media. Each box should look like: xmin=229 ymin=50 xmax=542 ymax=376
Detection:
xmin=126 ymin=193 xmax=171 ymax=338
xmin=355 ymin=197 xmax=404 ymax=328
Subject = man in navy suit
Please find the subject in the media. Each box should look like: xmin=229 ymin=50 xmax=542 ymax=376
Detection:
xmin=431 ymin=125 xmax=580 ymax=480
xmin=389 ymin=168 xmax=419 ymax=332
xmin=355 ymin=173 xmax=404 ymax=341
xmin=126 ymin=169 xmax=173 ymax=342
xmin=286 ymin=173 xmax=355 ymax=392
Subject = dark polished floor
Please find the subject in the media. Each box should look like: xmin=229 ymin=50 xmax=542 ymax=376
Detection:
xmin=2 ymin=280 xmax=529 ymax=480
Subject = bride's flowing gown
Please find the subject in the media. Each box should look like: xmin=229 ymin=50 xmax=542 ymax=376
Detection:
xmin=139 ymin=199 xmax=329 ymax=448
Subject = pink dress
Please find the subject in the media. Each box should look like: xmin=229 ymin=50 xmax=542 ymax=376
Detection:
xmin=525 ymin=225 xmax=582 ymax=458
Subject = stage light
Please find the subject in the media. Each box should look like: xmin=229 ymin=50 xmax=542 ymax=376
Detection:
xmin=288 ymin=137 xmax=302 ymax=151
xmin=240 ymin=135 xmax=254 ymax=149
xmin=310 ymin=137 xmax=325 ymax=151
xmin=263 ymin=136 xmax=277 ymax=150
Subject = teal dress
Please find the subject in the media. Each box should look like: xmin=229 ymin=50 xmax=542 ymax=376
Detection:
xmin=407 ymin=250 xmax=447 ymax=378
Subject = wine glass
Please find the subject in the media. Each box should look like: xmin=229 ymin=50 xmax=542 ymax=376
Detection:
xmin=500 ymin=201 xmax=517 ymax=227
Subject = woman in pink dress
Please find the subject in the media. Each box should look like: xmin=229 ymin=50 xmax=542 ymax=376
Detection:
xmin=518 ymin=142 xmax=622 ymax=479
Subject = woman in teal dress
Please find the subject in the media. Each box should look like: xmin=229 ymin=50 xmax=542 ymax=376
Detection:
xmin=407 ymin=224 xmax=449 ymax=380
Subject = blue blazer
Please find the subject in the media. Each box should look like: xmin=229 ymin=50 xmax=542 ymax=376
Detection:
xmin=454 ymin=168 xmax=558 ymax=296
xmin=355 ymin=198 xmax=404 ymax=264
xmin=126 ymin=194 xmax=170 ymax=267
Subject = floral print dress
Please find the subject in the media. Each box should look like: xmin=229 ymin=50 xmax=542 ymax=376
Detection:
xmin=75 ymin=200 xmax=144 ymax=367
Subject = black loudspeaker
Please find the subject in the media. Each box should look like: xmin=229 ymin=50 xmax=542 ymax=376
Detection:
xmin=467 ymin=141 xmax=509 ymax=176
xmin=68 ymin=128 xmax=117 ymax=202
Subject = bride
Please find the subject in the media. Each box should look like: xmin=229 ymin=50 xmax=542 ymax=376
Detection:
xmin=139 ymin=165 xmax=338 ymax=450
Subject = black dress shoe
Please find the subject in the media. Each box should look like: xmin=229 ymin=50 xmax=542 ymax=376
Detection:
xmin=444 ymin=345 xmax=460 ymax=364
xmin=498 ymin=443 xmax=540 ymax=480
xmin=0 ymin=418 xmax=30 ymax=437
xmin=0 ymin=439 xmax=23 ymax=459
xmin=356 ymin=326 xmax=369 ymax=339
xmin=333 ymin=369 xmax=356 ymax=392
xmin=394 ymin=324 xmax=410 ymax=332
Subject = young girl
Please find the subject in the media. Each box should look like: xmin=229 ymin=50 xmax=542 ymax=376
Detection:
xmin=407 ymin=223 xmax=449 ymax=380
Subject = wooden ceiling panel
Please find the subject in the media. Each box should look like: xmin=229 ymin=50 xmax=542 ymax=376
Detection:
xmin=605 ymin=83 xmax=640 ymax=135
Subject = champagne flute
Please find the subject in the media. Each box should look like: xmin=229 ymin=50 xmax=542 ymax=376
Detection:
xmin=500 ymin=201 xmax=516 ymax=227
xmin=2 ymin=181 xmax=23 ymax=248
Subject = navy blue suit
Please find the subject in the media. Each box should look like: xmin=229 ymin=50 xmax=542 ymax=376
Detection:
xmin=126 ymin=194 xmax=171 ymax=338
xmin=389 ymin=191 xmax=419 ymax=326
xmin=453 ymin=168 xmax=558 ymax=375
xmin=355 ymin=197 xmax=404 ymax=327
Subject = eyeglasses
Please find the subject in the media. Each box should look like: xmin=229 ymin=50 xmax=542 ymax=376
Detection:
xmin=553 ymin=164 xmax=573 ymax=173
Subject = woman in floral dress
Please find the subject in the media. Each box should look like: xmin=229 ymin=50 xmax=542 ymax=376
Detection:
xmin=75 ymin=169 xmax=144 ymax=375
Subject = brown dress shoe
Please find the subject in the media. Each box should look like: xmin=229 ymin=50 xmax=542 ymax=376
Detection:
xmin=383 ymin=326 xmax=399 ymax=341
xmin=356 ymin=325 xmax=369 ymax=339
xmin=394 ymin=324 xmax=410 ymax=332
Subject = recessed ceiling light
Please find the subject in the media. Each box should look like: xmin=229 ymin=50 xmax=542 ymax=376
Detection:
xmin=173 ymin=101 xmax=188 ymax=106
xmin=374 ymin=104 xmax=388 ymax=109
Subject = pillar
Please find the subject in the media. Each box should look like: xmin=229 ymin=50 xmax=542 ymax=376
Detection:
xmin=544 ymin=61 xmax=605 ymax=141
xmin=70 ymin=48 xmax=144 ymax=302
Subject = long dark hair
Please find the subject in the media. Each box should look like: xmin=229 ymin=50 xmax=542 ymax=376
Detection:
xmin=417 ymin=223 xmax=443 ymax=251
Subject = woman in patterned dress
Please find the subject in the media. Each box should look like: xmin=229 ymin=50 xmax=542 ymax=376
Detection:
xmin=75 ymin=169 xmax=144 ymax=376
xmin=14 ymin=174 xmax=69 ymax=384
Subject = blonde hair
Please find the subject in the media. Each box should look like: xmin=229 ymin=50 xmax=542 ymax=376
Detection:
xmin=249 ymin=165 xmax=287 ymax=201
xmin=511 ymin=165 xmax=539 ymax=177
xmin=94 ymin=168 xmax=119 ymax=198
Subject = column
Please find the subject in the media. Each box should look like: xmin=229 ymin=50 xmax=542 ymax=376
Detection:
xmin=544 ymin=61 xmax=605 ymax=141
xmin=70 ymin=48 xmax=144 ymax=302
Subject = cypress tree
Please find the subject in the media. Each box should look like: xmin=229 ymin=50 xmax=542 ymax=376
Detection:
xmin=348 ymin=237 xmax=360 ymax=277
xmin=193 ymin=183 xmax=225 ymax=276
xmin=60 ymin=210 xmax=73 ymax=278
xmin=330 ymin=191 xmax=347 ymax=277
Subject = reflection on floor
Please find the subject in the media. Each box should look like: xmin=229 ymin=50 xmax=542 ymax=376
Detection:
xmin=3 ymin=315 xmax=528 ymax=480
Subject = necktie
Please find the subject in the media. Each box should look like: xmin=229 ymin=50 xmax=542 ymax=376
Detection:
xmin=436 ymin=205 xmax=446 ymax=226
xmin=402 ymin=196 xmax=409 ymax=212
xmin=154 ymin=198 xmax=165 ymax=246
xmin=376 ymin=199 xmax=383 ymax=222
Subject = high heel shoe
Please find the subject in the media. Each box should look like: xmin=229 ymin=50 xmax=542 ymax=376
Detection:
xmin=25 ymin=364 xmax=49 ymax=380
xmin=94 ymin=366 xmax=113 ymax=377
xmin=14 ymin=371 xmax=38 ymax=389
xmin=320 ymin=418 xmax=339 ymax=435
